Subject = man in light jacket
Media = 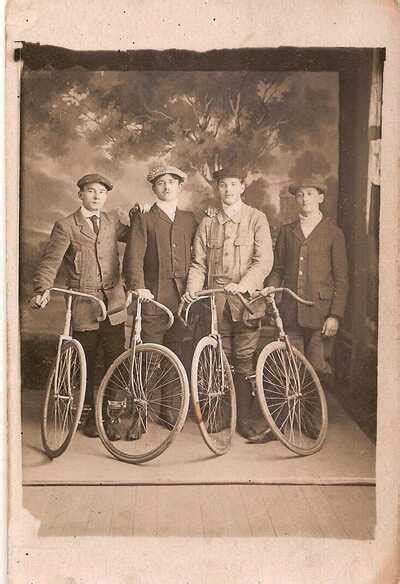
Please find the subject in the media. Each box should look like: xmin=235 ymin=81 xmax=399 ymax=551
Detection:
xmin=183 ymin=166 xmax=274 ymax=441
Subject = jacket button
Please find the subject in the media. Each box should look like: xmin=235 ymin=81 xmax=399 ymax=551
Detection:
xmin=299 ymin=270 xmax=303 ymax=275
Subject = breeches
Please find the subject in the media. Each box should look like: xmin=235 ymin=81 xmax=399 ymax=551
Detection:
xmin=286 ymin=325 xmax=334 ymax=376
xmin=141 ymin=279 xmax=188 ymax=365
xmin=219 ymin=304 xmax=260 ymax=376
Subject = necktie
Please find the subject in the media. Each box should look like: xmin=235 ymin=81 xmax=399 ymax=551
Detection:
xmin=89 ymin=215 xmax=99 ymax=235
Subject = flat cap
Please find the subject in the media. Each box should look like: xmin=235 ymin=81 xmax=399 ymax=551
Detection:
xmin=212 ymin=166 xmax=245 ymax=181
xmin=77 ymin=173 xmax=113 ymax=191
xmin=146 ymin=165 xmax=187 ymax=183
xmin=288 ymin=178 xmax=327 ymax=195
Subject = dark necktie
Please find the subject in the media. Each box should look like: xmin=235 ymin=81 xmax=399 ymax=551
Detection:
xmin=89 ymin=215 xmax=99 ymax=235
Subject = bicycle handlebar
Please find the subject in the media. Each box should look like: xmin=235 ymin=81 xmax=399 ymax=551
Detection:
xmin=47 ymin=287 xmax=108 ymax=321
xmin=126 ymin=290 xmax=174 ymax=330
xmin=177 ymin=287 xmax=256 ymax=327
xmin=250 ymin=287 xmax=314 ymax=306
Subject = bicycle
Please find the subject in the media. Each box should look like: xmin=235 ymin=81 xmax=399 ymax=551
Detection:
xmin=95 ymin=291 xmax=190 ymax=464
xmin=248 ymin=287 xmax=328 ymax=456
xmin=178 ymin=288 xmax=255 ymax=456
xmin=39 ymin=287 xmax=107 ymax=458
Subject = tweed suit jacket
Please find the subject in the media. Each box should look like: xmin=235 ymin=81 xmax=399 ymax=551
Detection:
xmin=123 ymin=204 xmax=197 ymax=314
xmin=33 ymin=208 xmax=129 ymax=331
xmin=266 ymin=217 xmax=349 ymax=329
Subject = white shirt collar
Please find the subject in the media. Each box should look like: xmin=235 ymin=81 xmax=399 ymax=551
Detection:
xmin=222 ymin=200 xmax=242 ymax=223
xmin=81 ymin=205 xmax=100 ymax=218
xmin=299 ymin=210 xmax=323 ymax=224
xmin=156 ymin=200 xmax=177 ymax=221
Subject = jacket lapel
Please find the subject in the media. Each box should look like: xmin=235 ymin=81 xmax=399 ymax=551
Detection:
xmin=302 ymin=216 xmax=327 ymax=243
xmin=74 ymin=209 xmax=97 ymax=240
xmin=289 ymin=219 xmax=305 ymax=243
xmin=153 ymin=204 xmax=173 ymax=224
xmin=98 ymin=211 xmax=110 ymax=239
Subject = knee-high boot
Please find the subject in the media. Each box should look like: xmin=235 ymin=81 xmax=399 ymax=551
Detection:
xmin=235 ymin=373 xmax=275 ymax=442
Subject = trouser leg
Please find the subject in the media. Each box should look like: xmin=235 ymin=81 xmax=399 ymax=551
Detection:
xmin=73 ymin=328 xmax=100 ymax=409
xmin=304 ymin=328 xmax=335 ymax=391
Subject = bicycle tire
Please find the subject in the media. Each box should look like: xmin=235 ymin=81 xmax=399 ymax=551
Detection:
xmin=96 ymin=344 xmax=189 ymax=464
xmin=41 ymin=339 xmax=87 ymax=458
xmin=256 ymin=341 xmax=328 ymax=456
xmin=191 ymin=336 xmax=237 ymax=455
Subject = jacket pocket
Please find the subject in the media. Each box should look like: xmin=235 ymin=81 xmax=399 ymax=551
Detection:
xmin=207 ymin=238 xmax=223 ymax=248
xmin=319 ymin=286 xmax=334 ymax=300
xmin=74 ymin=250 xmax=82 ymax=274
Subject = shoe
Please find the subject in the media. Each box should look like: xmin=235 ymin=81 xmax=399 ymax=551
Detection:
xmin=82 ymin=412 xmax=99 ymax=438
xmin=246 ymin=427 xmax=278 ymax=444
xmin=104 ymin=421 xmax=121 ymax=442
xmin=127 ymin=416 xmax=145 ymax=441
xmin=158 ymin=409 xmax=176 ymax=431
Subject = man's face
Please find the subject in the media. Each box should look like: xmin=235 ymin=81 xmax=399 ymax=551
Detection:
xmin=217 ymin=177 xmax=245 ymax=207
xmin=295 ymin=187 xmax=324 ymax=216
xmin=78 ymin=182 xmax=108 ymax=212
xmin=152 ymin=174 xmax=182 ymax=202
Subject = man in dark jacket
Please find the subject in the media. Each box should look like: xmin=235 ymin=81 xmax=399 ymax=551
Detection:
xmin=264 ymin=178 xmax=349 ymax=389
xmin=123 ymin=165 xmax=197 ymax=429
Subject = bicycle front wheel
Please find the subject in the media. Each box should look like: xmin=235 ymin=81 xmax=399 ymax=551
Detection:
xmin=191 ymin=336 xmax=236 ymax=455
xmin=96 ymin=344 xmax=189 ymax=464
xmin=41 ymin=339 xmax=86 ymax=458
xmin=256 ymin=341 xmax=328 ymax=456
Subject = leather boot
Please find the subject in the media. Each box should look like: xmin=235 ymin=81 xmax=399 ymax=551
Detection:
xmin=234 ymin=373 xmax=257 ymax=439
xmin=235 ymin=373 xmax=275 ymax=442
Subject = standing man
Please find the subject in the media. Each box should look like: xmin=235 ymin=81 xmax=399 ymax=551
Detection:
xmin=183 ymin=167 xmax=274 ymax=441
xmin=123 ymin=165 xmax=197 ymax=429
xmin=263 ymin=178 xmax=349 ymax=391
xmin=31 ymin=173 xmax=130 ymax=440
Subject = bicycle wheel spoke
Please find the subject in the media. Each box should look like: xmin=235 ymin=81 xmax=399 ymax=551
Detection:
xmin=257 ymin=341 xmax=328 ymax=455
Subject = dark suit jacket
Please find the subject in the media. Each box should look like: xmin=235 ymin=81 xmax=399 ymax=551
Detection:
xmin=33 ymin=208 xmax=129 ymax=330
xmin=265 ymin=217 xmax=349 ymax=329
xmin=123 ymin=204 xmax=197 ymax=313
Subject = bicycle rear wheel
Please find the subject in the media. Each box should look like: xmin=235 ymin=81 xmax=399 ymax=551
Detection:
xmin=256 ymin=341 xmax=328 ymax=456
xmin=41 ymin=339 xmax=86 ymax=458
xmin=191 ymin=336 xmax=236 ymax=455
xmin=96 ymin=344 xmax=189 ymax=463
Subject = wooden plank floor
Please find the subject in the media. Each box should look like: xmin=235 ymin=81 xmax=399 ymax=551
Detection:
xmin=23 ymin=484 xmax=375 ymax=539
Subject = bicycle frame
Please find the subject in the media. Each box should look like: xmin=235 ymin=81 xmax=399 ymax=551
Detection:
xmin=125 ymin=291 xmax=175 ymax=433
xmin=251 ymin=287 xmax=314 ymax=398
xmin=46 ymin=288 xmax=107 ymax=401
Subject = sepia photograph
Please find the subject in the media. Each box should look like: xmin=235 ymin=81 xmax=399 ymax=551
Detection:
xmin=5 ymin=2 xmax=400 ymax=583
xmin=19 ymin=45 xmax=379 ymax=534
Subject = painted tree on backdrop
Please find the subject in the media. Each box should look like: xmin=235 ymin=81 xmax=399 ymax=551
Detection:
xmin=22 ymin=70 xmax=336 ymax=197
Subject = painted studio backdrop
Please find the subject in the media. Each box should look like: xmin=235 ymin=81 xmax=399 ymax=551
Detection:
xmin=20 ymin=69 xmax=339 ymax=393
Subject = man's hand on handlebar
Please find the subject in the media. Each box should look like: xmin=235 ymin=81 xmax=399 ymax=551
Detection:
xmin=182 ymin=290 xmax=198 ymax=303
xmin=30 ymin=291 xmax=50 ymax=310
xmin=224 ymin=283 xmax=248 ymax=296
xmin=135 ymin=288 xmax=154 ymax=302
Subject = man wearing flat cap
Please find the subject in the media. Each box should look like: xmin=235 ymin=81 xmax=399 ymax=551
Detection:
xmin=123 ymin=165 xmax=197 ymax=430
xmin=31 ymin=173 xmax=131 ymax=439
xmin=262 ymin=177 xmax=349 ymax=391
xmin=183 ymin=166 xmax=274 ymax=441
